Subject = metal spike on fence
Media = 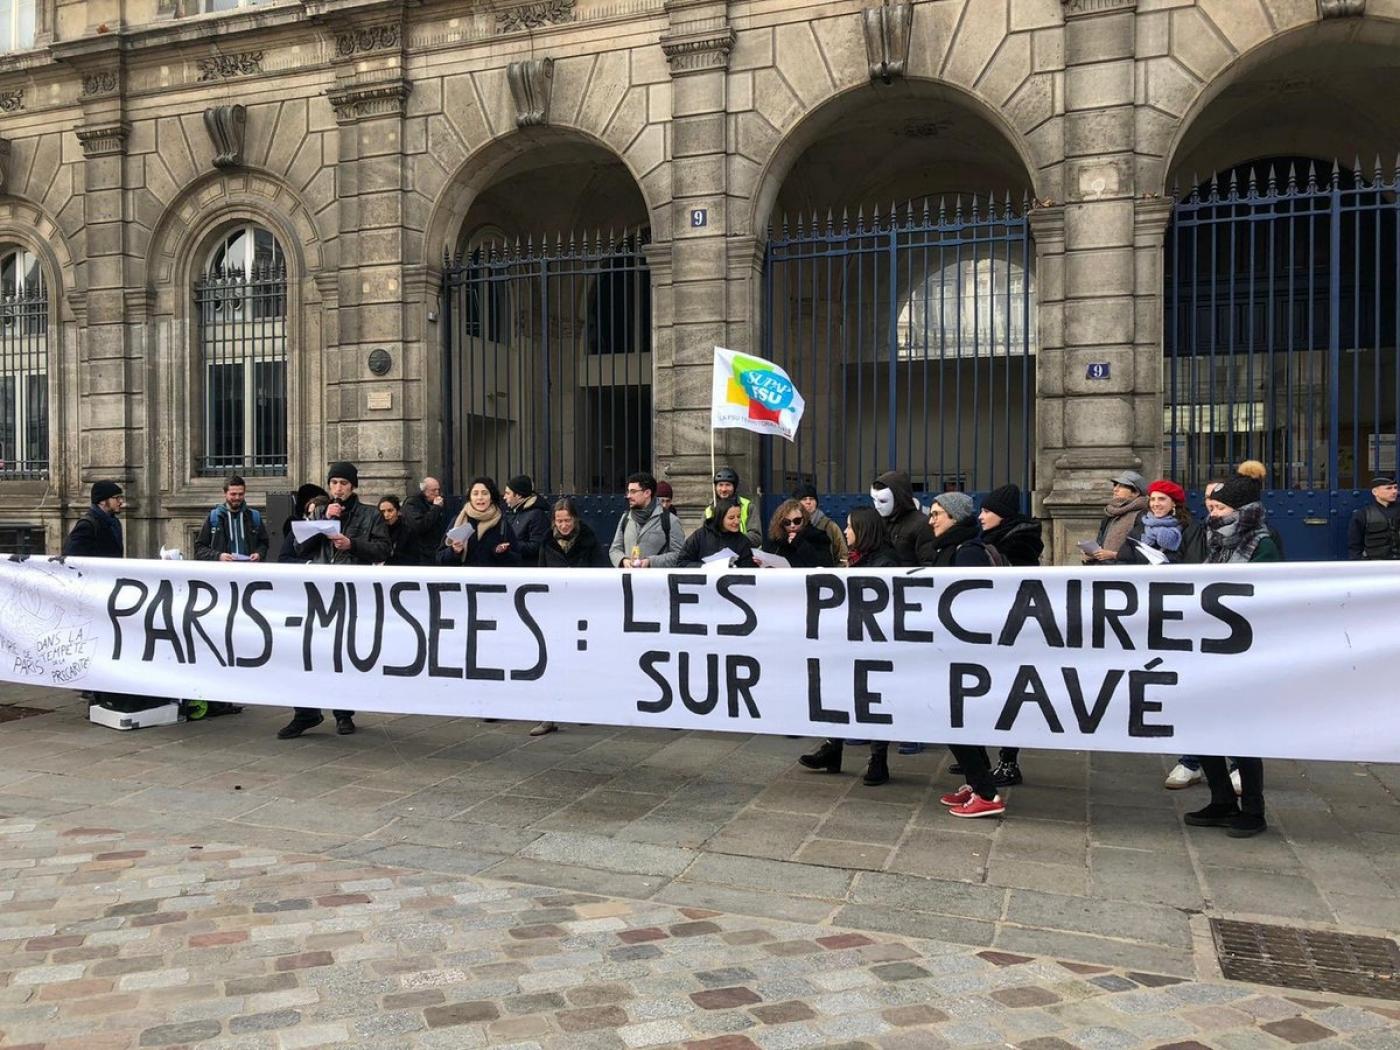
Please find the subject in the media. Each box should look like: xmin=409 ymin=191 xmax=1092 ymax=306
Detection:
xmin=840 ymin=207 xmax=849 ymax=233
xmin=921 ymin=198 xmax=930 ymax=224
xmin=825 ymin=207 xmax=835 ymax=235
xmin=953 ymin=195 xmax=964 ymax=223
xmin=1352 ymin=155 xmax=1362 ymax=183
xmin=1226 ymin=170 xmax=1239 ymax=201
xmin=1375 ymin=154 xmax=1384 ymax=185
xmin=1265 ymin=165 xmax=1277 ymax=197
xmin=1287 ymin=163 xmax=1298 ymax=194
xmin=1245 ymin=167 xmax=1257 ymax=199
xmin=1207 ymin=173 xmax=1220 ymax=202
xmin=855 ymin=205 xmax=864 ymax=232
xmin=937 ymin=196 xmax=946 ymax=223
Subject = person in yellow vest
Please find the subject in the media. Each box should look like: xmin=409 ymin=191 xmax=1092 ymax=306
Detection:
xmin=704 ymin=467 xmax=763 ymax=547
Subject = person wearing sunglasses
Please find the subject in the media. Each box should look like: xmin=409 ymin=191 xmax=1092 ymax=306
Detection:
xmin=678 ymin=498 xmax=756 ymax=568
xmin=761 ymin=499 xmax=834 ymax=568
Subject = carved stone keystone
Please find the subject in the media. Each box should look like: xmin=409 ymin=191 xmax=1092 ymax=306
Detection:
xmin=1318 ymin=0 xmax=1365 ymax=16
xmin=507 ymin=58 xmax=553 ymax=127
xmin=203 ymin=104 xmax=247 ymax=170
xmin=862 ymin=2 xmax=912 ymax=84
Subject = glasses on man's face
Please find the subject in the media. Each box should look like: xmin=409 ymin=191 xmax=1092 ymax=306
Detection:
xmin=781 ymin=516 xmax=803 ymax=526
xmin=626 ymin=487 xmax=644 ymax=495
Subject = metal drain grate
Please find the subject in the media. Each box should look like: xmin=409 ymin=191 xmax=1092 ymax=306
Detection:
xmin=1211 ymin=918 xmax=1400 ymax=1001
xmin=0 ymin=703 xmax=45 ymax=724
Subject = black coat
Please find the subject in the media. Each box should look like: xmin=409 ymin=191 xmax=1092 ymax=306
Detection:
xmin=848 ymin=543 xmax=899 ymax=569
xmin=194 ymin=504 xmax=270 ymax=561
xmin=435 ymin=512 xmax=518 ymax=568
xmin=981 ymin=517 xmax=1043 ymax=567
xmin=679 ymin=524 xmax=756 ymax=568
xmin=928 ymin=520 xmax=993 ymax=568
xmin=506 ymin=497 xmax=551 ymax=563
xmin=63 ymin=508 xmax=124 ymax=558
xmin=294 ymin=495 xmax=391 ymax=566
xmin=383 ymin=517 xmax=418 ymax=566
xmin=539 ymin=522 xmax=608 ymax=569
xmin=762 ymin=525 xmax=834 ymax=568
xmin=401 ymin=492 xmax=447 ymax=565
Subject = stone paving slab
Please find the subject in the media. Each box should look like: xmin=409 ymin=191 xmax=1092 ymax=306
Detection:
xmin=1 ymin=686 xmax=1399 ymax=986
xmin=1 ymin=811 xmax=1399 ymax=1050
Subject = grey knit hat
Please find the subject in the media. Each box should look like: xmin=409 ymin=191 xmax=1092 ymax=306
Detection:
xmin=932 ymin=491 xmax=976 ymax=523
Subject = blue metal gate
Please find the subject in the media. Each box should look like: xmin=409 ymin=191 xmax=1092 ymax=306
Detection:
xmin=760 ymin=197 xmax=1036 ymax=524
xmin=440 ymin=232 xmax=651 ymax=533
xmin=1165 ymin=160 xmax=1400 ymax=559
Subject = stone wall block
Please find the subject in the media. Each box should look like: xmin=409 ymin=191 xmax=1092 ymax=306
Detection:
xmin=1064 ymin=199 xmax=1132 ymax=249
xmin=1064 ymin=11 xmax=1134 ymax=66
xmin=548 ymin=54 xmax=592 ymax=128
xmin=1011 ymin=0 xmax=1061 ymax=32
xmin=1064 ymin=105 xmax=1132 ymax=157
xmin=673 ymin=71 xmax=724 ymax=118
xmin=1064 ymin=247 xmax=1134 ymax=298
xmin=1067 ymin=154 xmax=1132 ymax=203
xmin=626 ymin=123 xmax=667 ymax=184
xmin=750 ymin=68 xmax=802 ymax=138
xmin=980 ymin=34 xmax=1035 ymax=111
xmin=576 ymin=49 xmax=630 ymax=139
xmin=1024 ymin=117 xmax=1064 ymax=188
xmin=1064 ymin=297 xmax=1132 ymax=348
xmin=442 ymin=73 xmax=492 ymax=150
xmin=602 ymin=85 xmax=647 ymax=158
xmin=240 ymin=101 xmax=276 ymax=170
xmin=1065 ymin=59 xmax=1132 ymax=111
xmin=1064 ymin=394 xmax=1132 ymax=447
xmin=1032 ymin=26 xmax=1064 ymax=73
xmin=285 ymin=135 xmax=324 ymax=200
xmin=773 ymin=21 xmax=836 ymax=109
xmin=730 ymin=27 xmax=773 ymax=73
xmin=673 ymin=112 xmax=724 ymax=158
xmin=1136 ymin=10 xmax=1169 ymax=58
xmin=673 ymin=153 xmax=724 ymax=197
xmin=648 ymin=81 xmax=672 ymax=125
xmin=1166 ymin=6 xmax=1237 ymax=84
xmin=424 ymin=115 xmax=468 ymax=182
xmin=630 ymin=41 xmax=671 ymax=86
xmin=641 ymin=167 xmax=671 ymax=219
xmin=407 ymin=77 xmax=442 ymax=119
xmin=1064 ymin=345 xmax=1133 ymax=393
xmin=1198 ymin=0 xmax=1273 ymax=55
xmin=670 ymin=359 xmax=721 ymax=408
xmin=404 ymin=115 xmax=427 ymax=156
xmin=126 ymin=118 xmax=155 ymax=155
xmin=735 ymin=110 xmax=779 ymax=166
xmin=472 ymin=66 xmax=514 ymax=139
xmin=904 ymin=0 xmax=963 ymax=81
xmin=1005 ymin=72 xmax=1054 ymax=135
xmin=1038 ymin=299 xmax=1064 ymax=354
xmin=265 ymin=100 xmax=308 ymax=181
xmin=157 ymin=117 xmax=198 ymax=189
xmin=1140 ymin=57 xmax=1200 ymax=122
xmin=810 ymin=11 xmax=867 ymax=89
xmin=303 ymin=168 xmax=336 ymax=220
xmin=24 ymin=135 xmax=62 ymax=207
xmin=941 ymin=0 xmax=1008 ymax=91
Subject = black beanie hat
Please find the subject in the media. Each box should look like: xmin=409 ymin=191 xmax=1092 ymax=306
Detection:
xmin=980 ymin=483 xmax=1021 ymax=520
xmin=91 ymin=480 xmax=123 ymax=504
xmin=1212 ymin=475 xmax=1261 ymax=510
xmin=507 ymin=474 xmax=534 ymax=499
xmin=327 ymin=461 xmax=358 ymax=487
xmin=794 ymin=483 xmax=818 ymax=500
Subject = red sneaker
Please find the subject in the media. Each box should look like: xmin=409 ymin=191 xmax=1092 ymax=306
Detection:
xmin=949 ymin=794 xmax=1005 ymax=819
xmin=940 ymin=785 xmax=974 ymax=807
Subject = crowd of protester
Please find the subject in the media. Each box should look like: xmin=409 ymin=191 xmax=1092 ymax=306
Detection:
xmin=58 ymin=456 xmax=1400 ymax=840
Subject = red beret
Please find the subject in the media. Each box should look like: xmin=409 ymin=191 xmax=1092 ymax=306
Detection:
xmin=1148 ymin=480 xmax=1187 ymax=506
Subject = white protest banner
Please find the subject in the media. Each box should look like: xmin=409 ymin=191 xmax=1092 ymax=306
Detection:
xmin=0 ymin=557 xmax=1397 ymax=763
xmin=711 ymin=346 xmax=806 ymax=441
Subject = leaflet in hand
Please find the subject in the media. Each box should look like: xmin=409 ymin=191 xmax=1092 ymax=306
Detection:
xmin=290 ymin=519 xmax=341 ymax=544
xmin=701 ymin=550 xmax=735 ymax=572
xmin=1076 ymin=539 xmax=1102 ymax=555
xmin=445 ymin=523 xmax=473 ymax=544
xmin=1127 ymin=537 xmax=1169 ymax=565
xmin=752 ymin=550 xmax=791 ymax=569
xmin=229 ymin=553 xmax=254 ymax=562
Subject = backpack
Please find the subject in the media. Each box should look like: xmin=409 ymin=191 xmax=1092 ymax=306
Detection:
xmin=620 ymin=506 xmax=672 ymax=551
xmin=209 ymin=505 xmax=262 ymax=532
xmin=982 ymin=542 xmax=1006 ymax=568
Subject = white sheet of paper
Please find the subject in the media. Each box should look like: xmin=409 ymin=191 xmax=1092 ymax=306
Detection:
xmin=445 ymin=523 xmax=473 ymax=544
xmin=1128 ymin=537 xmax=1170 ymax=565
xmin=1076 ymin=539 xmax=1102 ymax=555
xmin=291 ymin=520 xmax=341 ymax=544
xmin=752 ymin=549 xmax=791 ymax=569
xmin=229 ymin=553 xmax=253 ymax=562
xmin=158 ymin=547 xmax=184 ymax=561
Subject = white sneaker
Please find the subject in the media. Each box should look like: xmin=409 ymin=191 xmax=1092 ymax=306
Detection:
xmin=1164 ymin=763 xmax=1202 ymax=789
xmin=1231 ymin=768 xmax=1242 ymax=796
xmin=529 ymin=721 xmax=558 ymax=737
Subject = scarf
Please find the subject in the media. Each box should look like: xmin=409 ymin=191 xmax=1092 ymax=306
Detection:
xmin=629 ymin=503 xmax=653 ymax=529
xmin=222 ymin=503 xmax=249 ymax=556
xmin=1101 ymin=495 xmax=1148 ymax=553
xmin=1139 ymin=512 xmax=1182 ymax=553
xmin=848 ymin=547 xmax=868 ymax=566
xmin=553 ymin=527 xmax=579 ymax=554
xmin=1206 ymin=502 xmax=1268 ymax=563
xmin=459 ymin=501 xmax=502 ymax=540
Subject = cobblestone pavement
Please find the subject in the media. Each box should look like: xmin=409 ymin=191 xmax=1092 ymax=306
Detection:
xmin=2 ymin=686 xmax=1400 ymax=1048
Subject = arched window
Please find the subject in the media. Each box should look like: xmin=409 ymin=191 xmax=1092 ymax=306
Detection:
xmin=0 ymin=246 xmax=47 ymax=477
xmin=897 ymin=255 xmax=1035 ymax=360
xmin=194 ymin=224 xmax=287 ymax=476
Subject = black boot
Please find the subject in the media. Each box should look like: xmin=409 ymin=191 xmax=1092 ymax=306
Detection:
xmin=863 ymin=751 xmax=890 ymax=786
xmin=277 ymin=713 xmax=324 ymax=739
xmin=799 ymin=741 xmax=843 ymax=773
xmin=1184 ymin=801 xmax=1239 ymax=827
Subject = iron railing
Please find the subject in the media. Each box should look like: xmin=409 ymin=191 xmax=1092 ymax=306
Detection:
xmin=761 ymin=196 xmax=1035 ymax=505
xmin=194 ymin=264 xmax=288 ymax=477
xmin=440 ymin=231 xmax=652 ymax=504
xmin=0 ymin=281 xmax=48 ymax=479
xmin=1166 ymin=160 xmax=1400 ymax=492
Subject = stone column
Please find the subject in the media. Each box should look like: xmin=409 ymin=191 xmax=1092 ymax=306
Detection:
xmin=325 ymin=19 xmax=412 ymax=495
xmin=657 ymin=0 xmax=736 ymax=517
xmin=57 ymin=41 xmax=149 ymax=550
xmin=1038 ymin=0 xmax=1141 ymax=563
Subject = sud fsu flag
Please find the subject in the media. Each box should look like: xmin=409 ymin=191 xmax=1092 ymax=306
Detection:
xmin=711 ymin=346 xmax=806 ymax=441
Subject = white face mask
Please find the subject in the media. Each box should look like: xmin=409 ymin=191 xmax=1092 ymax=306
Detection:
xmin=871 ymin=486 xmax=896 ymax=518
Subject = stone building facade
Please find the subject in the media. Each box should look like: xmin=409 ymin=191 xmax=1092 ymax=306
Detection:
xmin=0 ymin=0 xmax=1395 ymax=560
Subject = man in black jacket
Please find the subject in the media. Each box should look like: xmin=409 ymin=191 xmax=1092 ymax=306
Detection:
xmin=63 ymin=481 xmax=126 ymax=558
xmin=279 ymin=461 xmax=390 ymax=740
xmin=870 ymin=470 xmax=936 ymax=567
xmin=1348 ymin=476 xmax=1400 ymax=560
xmin=401 ymin=476 xmax=446 ymax=565
xmin=194 ymin=476 xmax=270 ymax=562
xmin=504 ymin=474 xmax=550 ymax=564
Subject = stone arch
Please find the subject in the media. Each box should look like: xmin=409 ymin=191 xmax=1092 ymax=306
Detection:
xmin=144 ymin=168 xmax=328 ymax=309
xmin=421 ymin=125 xmax=662 ymax=270
xmin=0 ymin=198 xmax=80 ymax=322
xmin=746 ymin=77 xmax=1045 ymax=239
xmin=1144 ymin=8 xmax=1400 ymax=193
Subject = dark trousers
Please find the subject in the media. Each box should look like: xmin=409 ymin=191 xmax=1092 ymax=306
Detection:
xmin=948 ymin=745 xmax=997 ymax=801
xmin=1199 ymin=756 xmax=1264 ymax=816
xmin=294 ymin=707 xmax=354 ymax=721
xmin=825 ymin=739 xmax=888 ymax=759
xmin=999 ymin=747 xmax=1019 ymax=764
